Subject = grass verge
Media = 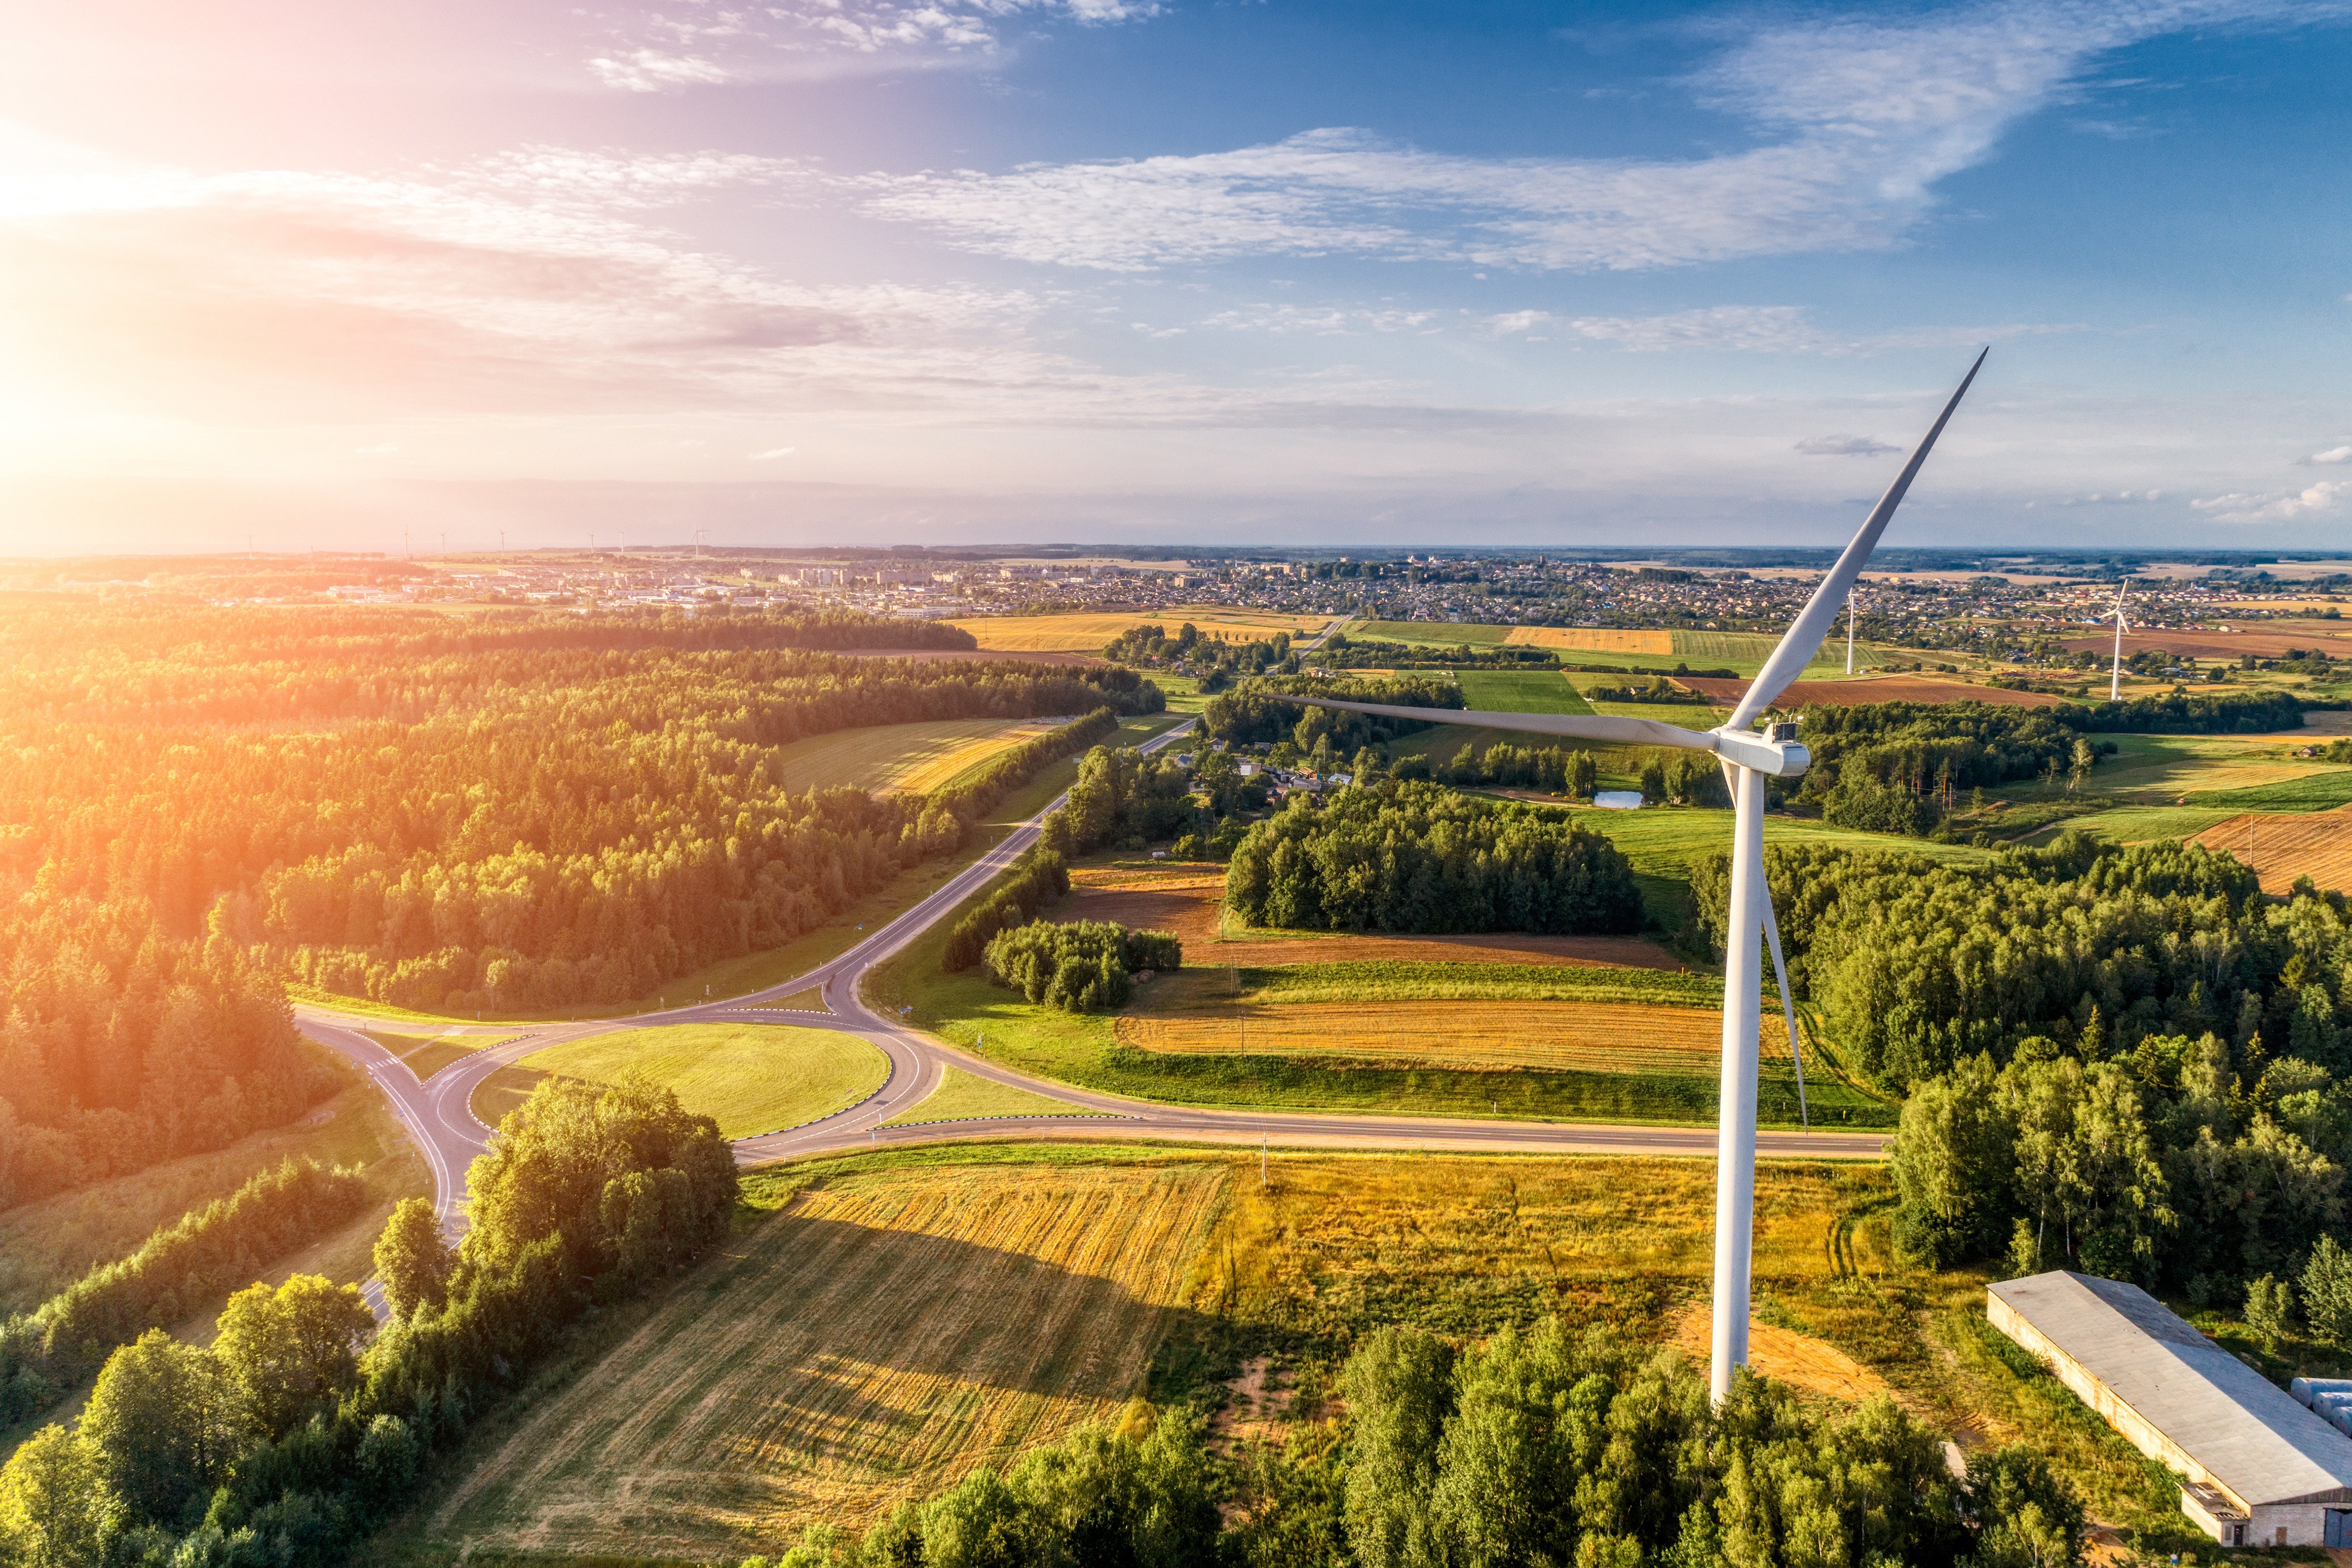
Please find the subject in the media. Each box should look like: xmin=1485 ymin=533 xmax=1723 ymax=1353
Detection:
xmin=879 ymin=1065 xmax=1094 ymax=1126
xmin=478 ymin=1024 xmax=889 ymax=1138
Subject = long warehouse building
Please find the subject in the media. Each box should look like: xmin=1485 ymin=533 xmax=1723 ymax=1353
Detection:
xmin=1988 ymin=1270 xmax=2352 ymax=1547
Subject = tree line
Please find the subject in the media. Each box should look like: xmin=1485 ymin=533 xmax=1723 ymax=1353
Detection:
xmin=1226 ymin=780 xmax=1646 ymax=935
xmin=1103 ymin=622 xmax=1296 ymax=692
xmin=735 ymin=1322 xmax=2082 ymax=1568
xmin=0 ymin=1158 xmax=371 ymax=1426
xmin=0 ymin=1072 xmax=735 ymax=1568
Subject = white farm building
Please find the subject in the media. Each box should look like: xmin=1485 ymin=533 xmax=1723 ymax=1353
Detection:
xmin=1988 ymin=1271 xmax=2352 ymax=1547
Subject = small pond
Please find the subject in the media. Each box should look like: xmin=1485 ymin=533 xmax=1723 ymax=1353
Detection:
xmin=1592 ymin=790 xmax=1644 ymax=810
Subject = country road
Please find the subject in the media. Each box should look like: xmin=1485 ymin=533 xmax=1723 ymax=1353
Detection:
xmin=299 ymin=712 xmax=1886 ymax=1239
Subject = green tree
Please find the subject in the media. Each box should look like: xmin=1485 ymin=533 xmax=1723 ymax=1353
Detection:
xmin=79 ymin=1330 xmax=241 ymax=1528
xmin=1340 ymin=1326 xmax=1457 ymax=1568
xmin=2302 ymin=1235 xmax=2352 ymax=1351
xmin=2245 ymin=1273 xmax=2297 ymax=1354
xmin=213 ymin=1274 xmax=374 ymax=1441
xmin=1963 ymin=1444 xmax=2085 ymax=1568
xmin=1890 ymin=1053 xmax=2014 ymax=1265
xmin=0 ymin=1425 xmax=111 ymax=1568
xmin=372 ymin=1197 xmax=454 ymax=1321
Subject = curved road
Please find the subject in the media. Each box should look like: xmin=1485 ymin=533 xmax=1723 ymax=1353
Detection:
xmin=299 ymin=714 xmax=1885 ymax=1235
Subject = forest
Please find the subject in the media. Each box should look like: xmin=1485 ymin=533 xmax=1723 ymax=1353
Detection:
xmin=740 ymin=1322 xmax=2080 ymax=1568
xmin=1690 ymin=833 xmax=2352 ymax=1302
xmin=1102 ymin=622 xmax=1296 ymax=690
xmin=1225 ymin=781 xmax=1646 ymax=935
xmin=0 ymin=603 xmax=1155 ymax=1206
xmin=0 ymin=1073 xmax=735 ymax=1568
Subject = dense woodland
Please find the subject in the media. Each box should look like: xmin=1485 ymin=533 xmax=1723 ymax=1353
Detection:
xmin=983 ymin=919 xmax=1182 ymax=1012
xmin=1102 ymin=622 xmax=1297 ymax=690
xmin=1226 ymin=781 xmax=1645 ymax=935
xmin=0 ymin=604 xmax=1155 ymax=1205
xmin=0 ymin=1074 xmax=735 ymax=1568
xmin=1691 ymin=835 xmax=2352 ymax=1301
xmin=741 ymin=1323 xmax=2080 ymax=1568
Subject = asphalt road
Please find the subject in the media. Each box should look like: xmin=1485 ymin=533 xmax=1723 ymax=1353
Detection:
xmin=298 ymin=710 xmax=1887 ymax=1240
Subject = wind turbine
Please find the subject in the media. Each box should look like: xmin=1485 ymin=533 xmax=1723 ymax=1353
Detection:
xmin=2107 ymin=583 xmax=2130 ymax=702
xmin=1271 ymin=349 xmax=1985 ymax=1404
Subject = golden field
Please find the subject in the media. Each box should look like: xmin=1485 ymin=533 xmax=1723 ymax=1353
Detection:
xmin=425 ymin=1161 xmax=1227 ymax=1558
xmin=1115 ymin=996 xmax=1790 ymax=1076
xmin=889 ymin=719 xmax=1058 ymax=793
xmin=1501 ymin=626 xmax=1674 ymax=653
xmin=2193 ymin=807 xmax=2352 ymax=894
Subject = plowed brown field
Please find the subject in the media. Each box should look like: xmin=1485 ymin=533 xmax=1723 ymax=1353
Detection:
xmin=1116 ymin=997 xmax=1790 ymax=1076
xmin=2191 ymin=807 xmax=2352 ymax=893
xmin=1503 ymin=627 xmax=1675 ymax=654
xmin=429 ymin=1162 xmax=1228 ymax=1558
xmin=2056 ymin=621 xmax=2352 ymax=660
xmin=1679 ymin=676 xmax=2059 ymax=709
xmin=1063 ymin=866 xmax=1683 ymax=970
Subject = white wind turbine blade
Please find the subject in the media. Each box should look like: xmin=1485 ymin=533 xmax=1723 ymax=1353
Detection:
xmin=1276 ymin=695 xmax=1721 ymax=753
xmin=1727 ymin=349 xmax=1988 ymax=731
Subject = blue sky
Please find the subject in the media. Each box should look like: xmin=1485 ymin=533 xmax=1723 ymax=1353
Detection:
xmin=0 ymin=0 xmax=2346 ymax=551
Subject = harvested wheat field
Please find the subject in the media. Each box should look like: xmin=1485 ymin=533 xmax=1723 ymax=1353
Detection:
xmin=1117 ymin=998 xmax=1790 ymax=1076
xmin=950 ymin=608 xmax=1325 ymax=653
xmin=428 ymin=1161 xmax=1228 ymax=1559
xmin=1501 ymin=626 xmax=1675 ymax=654
xmin=1062 ymin=865 xmax=1683 ymax=970
xmin=890 ymin=719 xmax=1058 ymax=793
xmin=2191 ymin=807 xmax=2352 ymax=893
xmin=1668 ymin=1305 xmax=1896 ymax=1405
xmin=1679 ymin=675 xmax=2058 ymax=709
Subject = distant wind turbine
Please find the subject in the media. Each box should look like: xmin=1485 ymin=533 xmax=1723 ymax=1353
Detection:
xmin=1272 ymin=349 xmax=1986 ymax=1404
xmin=2108 ymin=584 xmax=2130 ymax=703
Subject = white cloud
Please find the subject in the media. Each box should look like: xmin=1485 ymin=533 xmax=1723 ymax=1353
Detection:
xmin=587 ymin=50 xmax=732 ymax=92
xmin=463 ymin=148 xmax=800 ymax=210
xmin=850 ymin=0 xmax=2340 ymax=271
xmin=2192 ymin=480 xmax=2350 ymax=523
xmin=1479 ymin=303 xmax=2065 ymax=354
xmin=1796 ymin=433 xmax=1901 ymax=456
xmin=585 ymin=0 xmax=1160 ymax=89
xmin=1204 ymin=302 xmax=1439 ymax=335
xmin=749 ymin=446 xmax=798 ymax=459
xmin=2302 ymin=444 xmax=2352 ymax=465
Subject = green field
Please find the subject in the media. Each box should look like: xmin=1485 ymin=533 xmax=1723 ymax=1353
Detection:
xmin=880 ymin=1065 xmax=1091 ymax=1125
xmin=2054 ymin=805 xmax=2242 ymax=844
xmin=2187 ymin=769 xmax=2352 ymax=811
xmin=1354 ymin=620 xmax=1512 ymax=646
xmin=1995 ymin=731 xmax=2348 ymax=806
xmin=1452 ymin=669 xmax=1595 ymax=715
xmin=768 ymin=717 xmax=1044 ymax=795
xmin=480 ymin=1023 xmax=888 ymax=1138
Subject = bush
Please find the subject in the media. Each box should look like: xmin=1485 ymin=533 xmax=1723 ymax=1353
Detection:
xmin=982 ymin=919 xmax=1182 ymax=1012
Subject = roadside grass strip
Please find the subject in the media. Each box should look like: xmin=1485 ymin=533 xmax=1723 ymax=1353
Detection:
xmin=475 ymin=1024 xmax=889 ymax=1139
xmin=879 ymin=1065 xmax=1099 ymax=1126
xmin=1115 ymin=996 xmax=1794 ymax=1078
xmin=761 ymin=986 xmax=830 ymax=1014
xmin=423 ymin=1161 xmax=1228 ymax=1555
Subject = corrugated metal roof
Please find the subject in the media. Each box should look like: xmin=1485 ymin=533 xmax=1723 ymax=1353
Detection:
xmin=1989 ymin=1271 xmax=2352 ymax=1509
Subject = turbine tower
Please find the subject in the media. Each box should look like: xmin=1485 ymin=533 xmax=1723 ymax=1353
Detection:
xmin=1272 ymin=350 xmax=1985 ymax=1404
xmin=2108 ymin=584 xmax=2130 ymax=703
